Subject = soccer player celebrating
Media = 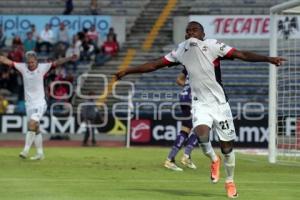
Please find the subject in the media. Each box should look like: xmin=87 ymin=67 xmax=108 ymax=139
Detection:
xmin=0 ymin=51 xmax=76 ymax=160
xmin=114 ymin=21 xmax=286 ymax=198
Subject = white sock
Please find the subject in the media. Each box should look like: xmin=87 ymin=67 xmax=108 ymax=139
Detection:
xmin=223 ymin=151 xmax=235 ymax=183
xmin=23 ymin=131 xmax=36 ymax=153
xmin=200 ymin=142 xmax=218 ymax=162
xmin=34 ymin=133 xmax=44 ymax=155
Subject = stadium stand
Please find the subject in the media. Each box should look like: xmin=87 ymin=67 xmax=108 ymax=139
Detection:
xmin=0 ymin=0 xmax=290 ymax=116
xmin=73 ymin=0 xmax=173 ymax=110
xmin=189 ymin=0 xmax=288 ymax=15
xmin=0 ymin=0 xmax=149 ymax=36
xmin=122 ymin=0 xmax=287 ymax=115
xmin=90 ymin=0 xmax=286 ymax=115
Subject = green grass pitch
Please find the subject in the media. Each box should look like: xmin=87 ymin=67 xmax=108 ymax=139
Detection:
xmin=0 ymin=147 xmax=299 ymax=200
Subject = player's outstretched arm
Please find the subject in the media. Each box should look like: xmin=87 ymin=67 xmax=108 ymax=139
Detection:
xmin=0 ymin=55 xmax=13 ymax=67
xmin=231 ymin=50 xmax=286 ymax=66
xmin=114 ymin=57 xmax=169 ymax=80
xmin=52 ymin=55 xmax=77 ymax=67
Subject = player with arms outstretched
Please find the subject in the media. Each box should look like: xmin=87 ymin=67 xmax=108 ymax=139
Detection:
xmin=0 ymin=51 xmax=76 ymax=160
xmin=114 ymin=21 xmax=285 ymax=198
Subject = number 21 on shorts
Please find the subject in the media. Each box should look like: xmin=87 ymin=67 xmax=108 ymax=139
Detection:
xmin=219 ymin=120 xmax=229 ymax=130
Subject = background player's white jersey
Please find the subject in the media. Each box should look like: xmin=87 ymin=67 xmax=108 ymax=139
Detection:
xmin=13 ymin=62 xmax=52 ymax=106
xmin=165 ymin=38 xmax=235 ymax=104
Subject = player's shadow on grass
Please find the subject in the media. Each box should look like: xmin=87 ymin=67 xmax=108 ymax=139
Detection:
xmin=130 ymin=188 xmax=223 ymax=198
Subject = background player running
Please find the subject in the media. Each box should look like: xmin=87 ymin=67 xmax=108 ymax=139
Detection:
xmin=164 ymin=68 xmax=218 ymax=172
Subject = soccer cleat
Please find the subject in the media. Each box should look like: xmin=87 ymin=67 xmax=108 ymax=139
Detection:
xmin=19 ymin=151 xmax=28 ymax=159
xmin=30 ymin=154 xmax=45 ymax=161
xmin=225 ymin=182 xmax=238 ymax=198
xmin=181 ymin=155 xmax=197 ymax=169
xmin=211 ymin=155 xmax=221 ymax=183
xmin=164 ymin=160 xmax=183 ymax=171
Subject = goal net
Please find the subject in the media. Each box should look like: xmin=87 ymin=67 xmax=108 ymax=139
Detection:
xmin=269 ymin=0 xmax=300 ymax=164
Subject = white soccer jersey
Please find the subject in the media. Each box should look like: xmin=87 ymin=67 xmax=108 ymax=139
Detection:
xmin=13 ymin=62 xmax=52 ymax=106
xmin=164 ymin=38 xmax=235 ymax=104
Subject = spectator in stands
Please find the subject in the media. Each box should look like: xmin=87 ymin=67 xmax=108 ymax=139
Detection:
xmin=51 ymin=65 xmax=74 ymax=113
xmin=87 ymin=25 xmax=99 ymax=47
xmin=8 ymin=44 xmax=24 ymax=62
xmin=52 ymin=42 xmax=66 ymax=59
xmin=90 ymin=0 xmax=98 ymax=15
xmin=81 ymin=92 xmax=99 ymax=146
xmin=102 ymin=34 xmax=118 ymax=56
xmin=57 ymin=22 xmax=70 ymax=48
xmin=107 ymin=27 xmax=118 ymax=44
xmin=53 ymin=83 xmax=68 ymax=100
xmin=74 ymin=33 xmax=83 ymax=49
xmin=30 ymin=24 xmax=39 ymax=41
xmin=37 ymin=23 xmax=54 ymax=53
xmin=77 ymin=30 xmax=86 ymax=42
xmin=55 ymin=66 xmax=67 ymax=81
xmin=10 ymin=35 xmax=24 ymax=63
xmin=0 ymin=24 xmax=6 ymax=48
xmin=12 ymin=35 xmax=23 ymax=48
xmin=65 ymin=40 xmax=80 ymax=72
xmin=52 ymin=23 xmax=70 ymax=59
xmin=94 ymin=35 xmax=118 ymax=65
xmin=63 ymin=0 xmax=73 ymax=15
xmin=23 ymin=32 xmax=36 ymax=52
xmin=0 ymin=94 xmax=8 ymax=114
xmin=80 ymin=36 xmax=95 ymax=61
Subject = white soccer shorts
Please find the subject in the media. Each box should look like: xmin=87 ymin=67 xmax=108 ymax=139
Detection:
xmin=26 ymin=103 xmax=47 ymax=122
xmin=191 ymin=101 xmax=236 ymax=141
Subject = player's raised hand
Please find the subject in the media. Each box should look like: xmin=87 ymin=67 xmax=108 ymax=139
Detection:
xmin=269 ymin=57 xmax=287 ymax=66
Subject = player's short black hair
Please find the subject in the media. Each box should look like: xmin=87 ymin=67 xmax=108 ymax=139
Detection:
xmin=188 ymin=21 xmax=204 ymax=32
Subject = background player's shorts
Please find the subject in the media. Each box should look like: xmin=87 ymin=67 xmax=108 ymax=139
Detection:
xmin=191 ymin=102 xmax=236 ymax=141
xmin=26 ymin=103 xmax=47 ymax=122
xmin=180 ymin=104 xmax=192 ymax=129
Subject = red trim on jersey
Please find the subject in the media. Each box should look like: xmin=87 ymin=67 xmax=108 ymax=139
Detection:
xmin=213 ymin=58 xmax=220 ymax=68
xmin=225 ymin=48 xmax=236 ymax=58
xmin=162 ymin=57 xmax=173 ymax=65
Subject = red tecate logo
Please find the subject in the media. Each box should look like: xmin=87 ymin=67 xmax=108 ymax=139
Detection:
xmin=131 ymin=119 xmax=151 ymax=143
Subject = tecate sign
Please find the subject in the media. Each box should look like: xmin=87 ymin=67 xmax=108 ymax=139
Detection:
xmin=190 ymin=15 xmax=300 ymax=39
